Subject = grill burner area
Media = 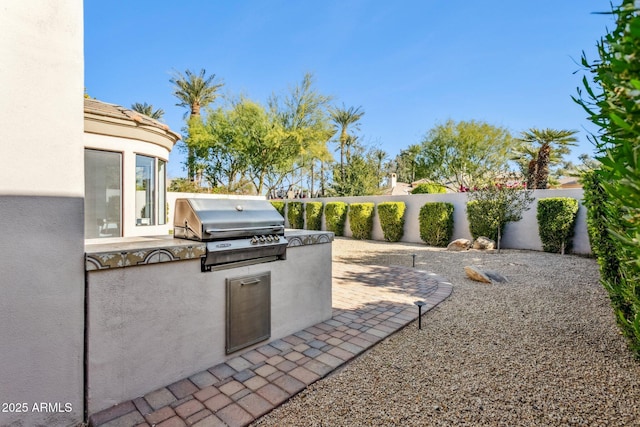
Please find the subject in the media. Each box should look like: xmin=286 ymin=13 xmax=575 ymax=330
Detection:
xmin=174 ymin=198 xmax=288 ymax=271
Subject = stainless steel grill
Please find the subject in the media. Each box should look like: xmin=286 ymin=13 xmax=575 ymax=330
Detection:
xmin=174 ymin=198 xmax=288 ymax=271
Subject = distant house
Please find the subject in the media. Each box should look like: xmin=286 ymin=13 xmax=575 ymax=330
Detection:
xmin=84 ymin=98 xmax=181 ymax=238
xmin=384 ymin=173 xmax=414 ymax=195
xmin=557 ymin=176 xmax=583 ymax=189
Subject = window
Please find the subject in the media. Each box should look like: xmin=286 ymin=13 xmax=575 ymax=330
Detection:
xmin=85 ymin=149 xmax=122 ymax=238
xmin=136 ymin=155 xmax=155 ymax=225
xmin=158 ymin=159 xmax=167 ymax=225
xmin=135 ymin=154 xmax=167 ymax=226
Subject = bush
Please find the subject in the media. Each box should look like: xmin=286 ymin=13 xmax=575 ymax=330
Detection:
xmin=411 ymin=183 xmax=447 ymax=194
xmin=287 ymin=202 xmax=304 ymax=229
xmin=536 ymin=198 xmax=579 ymax=254
xmin=466 ymin=182 xmax=534 ymax=250
xmin=419 ymin=202 xmax=454 ymax=247
xmin=348 ymin=203 xmax=375 ymax=240
xmin=270 ymin=201 xmax=285 ymax=218
xmin=324 ymin=202 xmax=348 ymax=236
xmin=466 ymin=200 xmax=504 ymax=242
xmin=377 ymin=202 xmax=406 ymax=242
xmin=574 ymin=0 xmax=640 ymax=356
xmin=305 ymin=202 xmax=323 ymax=231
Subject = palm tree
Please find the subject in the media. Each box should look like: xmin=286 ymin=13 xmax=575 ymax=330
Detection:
xmin=131 ymin=102 xmax=165 ymax=120
xmin=170 ymin=69 xmax=224 ymax=118
xmin=330 ymin=104 xmax=364 ymax=181
xmin=517 ymin=128 xmax=578 ymax=189
xmin=170 ymin=69 xmax=224 ymax=181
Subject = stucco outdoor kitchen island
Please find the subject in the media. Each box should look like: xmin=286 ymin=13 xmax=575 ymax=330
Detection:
xmin=84 ymin=229 xmax=333 ymax=416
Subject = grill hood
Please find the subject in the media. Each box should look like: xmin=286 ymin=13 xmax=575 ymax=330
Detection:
xmin=174 ymin=198 xmax=285 ymax=241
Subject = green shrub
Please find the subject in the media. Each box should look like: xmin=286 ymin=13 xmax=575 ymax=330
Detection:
xmin=419 ymin=202 xmax=454 ymax=247
xmin=270 ymin=201 xmax=285 ymax=218
xmin=574 ymin=0 xmax=640 ymax=357
xmin=582 ymin=171 xmax=621 ymax=282
xmin=324 ymin=202 xmax=348 ymax=236
xmin=411 ymin=183 xmax=447 ymax=194
xmin=305 ymin=202 xmax=323 ymax=231
xmin=348 ymin=203 xmax=375 ymax=240
xmin=466 ymin=200 xmax=504 ymax=242
xmin=377 ymin=202 xmax=406 ymax=242
xmin=466 ymin=182 xmax=534 ymax=250
xmin=287 ymin=202 xmax=304 ymax=229
xmin=536 ymin=198 xmax=579 ymax=254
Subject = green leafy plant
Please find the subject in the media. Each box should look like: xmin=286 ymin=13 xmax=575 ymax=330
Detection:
xmin=348 ymin=202 xmax=375 ymax=240
xmin=270 ymin=201 xmax=285 ymax=218
xmin=411 ymin=183 xmax=446 ymax=194
xmin=574 ymin=0 xmax=640 ymax=357
xmin=305 ymin=202 xmax=323 ymax=231
xmin=466 ymin=180 xmax=534 ymax=251
xmin=537 ymin=198 xmax=579 ymax=254
xmin=377 ymin=202 xmax=406 ymax=242
xmin=582 ymin=171 xmax=621 ymax=283
xmin=419 ymin=202 xmax=454 ymax=247
xmin=324 ymin=202 xmax=348 ymax=236
xmin=287 ymin=201 xmax=304 ymax=229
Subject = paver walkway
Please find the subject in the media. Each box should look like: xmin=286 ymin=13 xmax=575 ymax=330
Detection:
xmin=89 ymin=263 xmax=453 ymax=427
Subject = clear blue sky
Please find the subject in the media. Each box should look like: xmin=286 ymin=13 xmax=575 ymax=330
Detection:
xmin=84 ymin=1 xmax=615 ymax=179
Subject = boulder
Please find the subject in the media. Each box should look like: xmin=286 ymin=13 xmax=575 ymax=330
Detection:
xmin=464 ymin=266 xmax=507 ymax=284
xmin=447 ymin=238 xmax=472 ymax=251
xmin=472 ymin=236 xmax=495 ymax=250
xmin=464 ymin=266 xmax=492 ymax=284
xmin=484 ymin=270 xmax=508 ymax=283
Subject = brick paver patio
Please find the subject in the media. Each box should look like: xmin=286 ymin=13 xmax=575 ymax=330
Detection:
xmin=89 ymin=263 xmax=452 ymax=427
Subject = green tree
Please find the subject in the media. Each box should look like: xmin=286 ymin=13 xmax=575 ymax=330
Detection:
xmin=330 ymin=104 xmax=365 ymax=182
xmin=131 ymin=102 xmax=164 ymax=120
xmin=330 ymin=139 xmax=386 ymax=196
xmin=466 ymin=176 xmax=534 ymax=251
xmin=395 ymin=144 xmax=421 ymax=183
xmin=269 ymin=73 xmax=334 ymax=196
xmin=516 ymin=128 xmax=578 ymax=189
xmin=574 ymin=0 xmax=640 ymax=356
xmin=415 ymin=119 xmax=516 ymax=191
xmin=170 ymin=68 xmax=224 ymax=182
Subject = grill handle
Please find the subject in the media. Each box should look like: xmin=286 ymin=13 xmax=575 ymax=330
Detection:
xmin=205 ymin=226 xmax=284 ymax=234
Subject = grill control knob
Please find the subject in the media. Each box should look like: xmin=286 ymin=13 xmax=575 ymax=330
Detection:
xmin=273 ymin=235 xmax=280 ymax=242
xmin=259 ymin=235 xmax=266 ymax=243
xmin=251 ymin=236 xmax=259 ymax=244
xmin=266 ymin=235 xmax=273 ymax=242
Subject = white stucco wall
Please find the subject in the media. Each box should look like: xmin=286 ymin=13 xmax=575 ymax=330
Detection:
xmin=0 ymin=1 xmax=86 ymax=426
xmin=1 ymin=2 xmax=84 ymax=197
xmin=86 ymin=242 xmax=332 ymax=415
xmin=290 ymin=189 xmax=591 ymax=254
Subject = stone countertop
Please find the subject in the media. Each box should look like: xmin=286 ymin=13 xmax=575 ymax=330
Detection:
xmin=85 ymin=230 xmax=334 ymax=271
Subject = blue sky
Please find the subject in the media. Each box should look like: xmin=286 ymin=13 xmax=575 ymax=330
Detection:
xmin=84 ymin=1 xmax=616 ymax=179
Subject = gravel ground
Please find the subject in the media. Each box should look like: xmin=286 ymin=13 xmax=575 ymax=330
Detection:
xmin=254 ymin=237 xmax=640 ymax=426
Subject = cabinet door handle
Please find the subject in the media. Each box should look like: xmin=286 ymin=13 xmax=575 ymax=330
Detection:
xmin=240 ymin=279 xmax=260 ymax=286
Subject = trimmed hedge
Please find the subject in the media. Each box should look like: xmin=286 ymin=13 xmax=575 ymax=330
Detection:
xmin=536 ymin=197 xmax=579 ymax=254
xmin=582 ymin=171 xmax=622 ymax=294
xmin=348 ymin=202 xmax=375 ymax=240
xmin=467 ymin=200 xmax=504 ymax=242
xmin=287 ymin=201 xmax=304 ymax=229
xmin=419 ymin=202 xmax=454 ymax=247
xmin=411 ymin=183 xmax=447 ymax=194
xmin=305 ymin=202 xmax=323 ymax=231
xmin=377 ymin=202 xmax=406 ymax=242
xmin=270 ymin=201 xmax=285 ymax=218
xmin=325 ymin=202 xmax=348 ymax=236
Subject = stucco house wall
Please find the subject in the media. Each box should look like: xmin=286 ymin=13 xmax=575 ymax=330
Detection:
xmin=0 ymin=1 xmax=86 ymax=426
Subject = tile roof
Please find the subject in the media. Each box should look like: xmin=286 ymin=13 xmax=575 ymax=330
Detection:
xmin=84 ymin=98 xmax=179 ymax=138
